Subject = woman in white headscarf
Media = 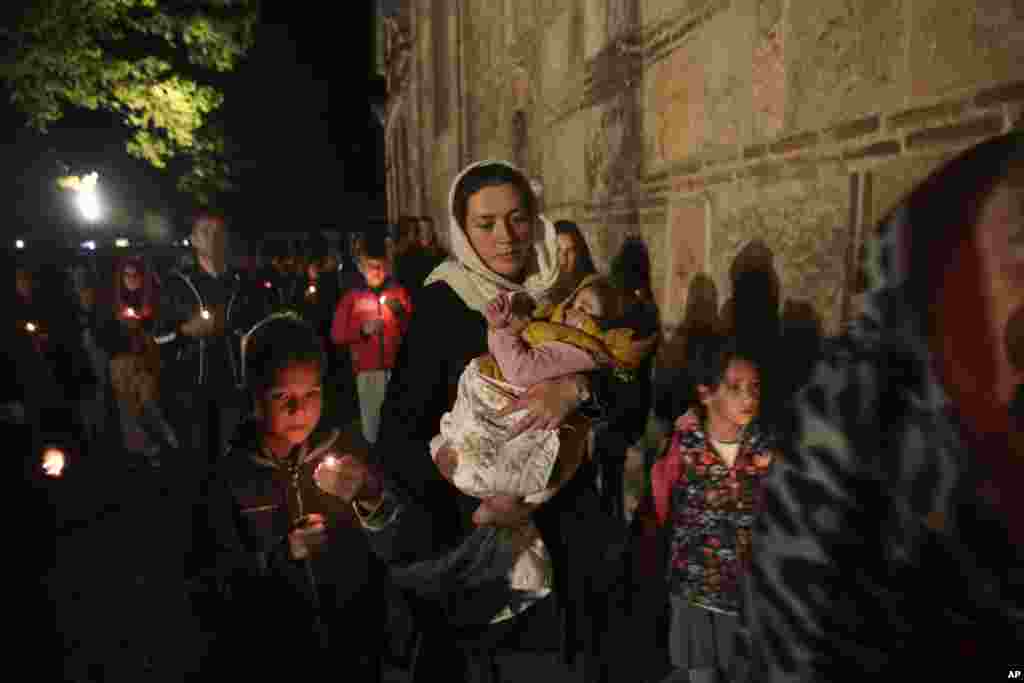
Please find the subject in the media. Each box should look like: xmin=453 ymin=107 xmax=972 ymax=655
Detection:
xmin=314 ymin=161 xmax=630 ymax=682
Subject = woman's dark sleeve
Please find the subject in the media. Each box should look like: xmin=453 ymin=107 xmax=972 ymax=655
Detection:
xmin=373 ymin=283 xmax=481 ymax=503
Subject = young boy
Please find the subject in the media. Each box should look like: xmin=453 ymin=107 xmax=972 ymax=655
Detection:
xmin=330 ymin=231 xmax=412 ymax=445
xmin=208 ymin=313 xmax=385 ymax=675
xmin=649 ymin=334 xmax=777 ymax=683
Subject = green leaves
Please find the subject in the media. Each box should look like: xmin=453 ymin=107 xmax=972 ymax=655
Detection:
xmin=2 ymin=0 xmax=258 ymax=204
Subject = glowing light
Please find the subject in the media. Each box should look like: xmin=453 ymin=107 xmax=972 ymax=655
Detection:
xmin=42 ymin=448 xmax=66 ymax=477
xmin=15 ymin=239 xmax=25 ymax=249
xmin=77 ymin=189 xmax=101 ymax=222
xmin=115 ymin=238 xmax=130 ymax=248
xmin=323 ymin=455 xmax=338 ymax=468
xmin=200 ymin=309 xmax=211 ymax=320
xmin=379 ymin=295 xmax=386 ymax=305
xmin=182 ymin=239 xmax=191 ymax=247
xmin=25 ymin=322 xmax=37 ymax=333
xmin=308 ymin=285 xmax=317 ymax=295
xmin=125 ymin=307 xmax=137 ymax=318
xmin=264 ymin=280 xmax=272 ymax=289
xmin=81 ymin=240 xmax=96 ymax=251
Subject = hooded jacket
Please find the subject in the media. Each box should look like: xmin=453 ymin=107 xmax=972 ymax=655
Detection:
xmin=329 ymin=276 xmax=412 ymax=374
xmin=209 ymin=422 xmax=386 ymax=662
xmin=746 ymin=132 xmax=1024 ymax=677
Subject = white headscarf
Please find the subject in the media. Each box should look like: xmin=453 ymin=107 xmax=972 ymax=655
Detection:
xmin=424 ymin=160 xmax=563 ymax=313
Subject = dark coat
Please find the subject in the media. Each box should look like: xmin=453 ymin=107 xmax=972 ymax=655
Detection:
xmin=209 ymin=422 xmax=386 ymax=675
xmin=152 ymin=266 xmax=267 ymax=391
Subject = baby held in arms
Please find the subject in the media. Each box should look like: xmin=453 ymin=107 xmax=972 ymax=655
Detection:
xmin=430 ymin=275 xmax=655 ymax=592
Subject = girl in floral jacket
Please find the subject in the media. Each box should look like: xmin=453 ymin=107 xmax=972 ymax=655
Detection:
xmin=650 ymin=334 xmax=776 ymax=682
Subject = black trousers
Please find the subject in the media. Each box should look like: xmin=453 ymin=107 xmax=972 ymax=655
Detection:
xmin=163 ymin=385 xmax=247 ymax=579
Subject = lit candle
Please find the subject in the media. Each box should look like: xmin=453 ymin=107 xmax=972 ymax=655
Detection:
xmin=42 ymin=448 xmax=66 ymax=478
xmin=125 ymin=307 xmax=136 ymax=318
xmin=323 ymin=455 xmax=338 ymax=468
xmin=308 ymin=284 xmax=317 ymax=295
xmin=25 ymin=322 xmax=37 ymax=333
xmin=200 ymin=309 xmax=211 ymax=320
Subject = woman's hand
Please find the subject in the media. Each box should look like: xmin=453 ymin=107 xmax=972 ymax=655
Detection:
xmin=497 ymin=374 xmax=583 ymax=438
xmin=473 ymin=494 xmax=538 ymax=528
xmin=434 ymin=444 xmax=458 ymax=483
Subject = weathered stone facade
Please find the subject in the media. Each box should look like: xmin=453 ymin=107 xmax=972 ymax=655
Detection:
xmin=384 ymin=0 xmax=1024 ymax=335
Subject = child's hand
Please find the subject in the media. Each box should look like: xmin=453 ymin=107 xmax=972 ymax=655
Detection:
xmin=288 ymin=513 xmax=327 ymax=560
xmin=314 ymin=454 xmax=382 ymax=503
xmin=485 ymin=295 xmax=511 ymax=329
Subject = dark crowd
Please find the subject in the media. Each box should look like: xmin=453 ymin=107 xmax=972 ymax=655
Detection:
xmin=8 ymin=139 xmax=1024 ymax=682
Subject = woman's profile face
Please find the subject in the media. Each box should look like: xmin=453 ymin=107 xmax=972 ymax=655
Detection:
xmin=464 ymin=183 xmax=533 ymax=280
xmin=975 ymin=169 xmax=1024 ymax=405
xmin=557 ymin=233 xmax=578 ymax=274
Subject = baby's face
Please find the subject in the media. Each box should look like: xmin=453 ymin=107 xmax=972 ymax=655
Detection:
xmin=566 ymin=286 xmax=604 ymax=329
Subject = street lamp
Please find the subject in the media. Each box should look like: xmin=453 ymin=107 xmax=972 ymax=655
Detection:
xmin=58 ymin=172 xmax=103 ymax=223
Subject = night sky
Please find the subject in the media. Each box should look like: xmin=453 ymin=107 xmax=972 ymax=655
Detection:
xmin=1 ymin=2 xmax=386 ymax=246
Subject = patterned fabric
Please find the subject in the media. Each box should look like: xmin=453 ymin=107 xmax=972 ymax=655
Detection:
xmin=746 ymin=132 xmax=1024 ymax=679
xmin=653 ymin=410 xmax=775 ymax=616
xmin=431 ymin=357 xmax=561 ymax=503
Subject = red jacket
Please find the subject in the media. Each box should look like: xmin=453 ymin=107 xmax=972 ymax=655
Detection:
xmin=330 ymin=281 xmax=412 ymax=373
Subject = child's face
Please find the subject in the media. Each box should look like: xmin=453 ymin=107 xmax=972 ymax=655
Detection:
xmin=363 ymin=257 xmax=390 ymax=288
xmin=566 ymin=286 xmax=604 ymax=329
xmin=698 ymin=358 xmax=761 ymax=431
xmin=259 ymin=361 xmax=323 ymax=449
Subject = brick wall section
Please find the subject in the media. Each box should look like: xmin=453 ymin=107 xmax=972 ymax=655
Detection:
xmin=389 ymin=0 xmax=1024 ymax=336
xmin=648 ymin=80 xmax=1023 ymax=200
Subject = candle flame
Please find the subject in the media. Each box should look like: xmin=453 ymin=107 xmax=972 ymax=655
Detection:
xmin=125 ymin=307 xmax=136 ymax=318
xmin=200 ymin=309 xmax=211 ymax=320
xmin=264 ymin=281 xmax=272 ymax=289
xmin=42 ymin=448 xmax=66 ymax=477
xmin=379 ymin=295 xmax=386 ymax=304
xmin=308 ymin=285 xmax=317 ymax=294
xmin=25 ymin=322 xmax=37 ymax=333
xmin=323 ymin=455 xmax=338 ymax=467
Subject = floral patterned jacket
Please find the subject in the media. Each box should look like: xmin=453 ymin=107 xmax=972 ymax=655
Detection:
xmin=651 ymin=410 xmax=775 ymax=615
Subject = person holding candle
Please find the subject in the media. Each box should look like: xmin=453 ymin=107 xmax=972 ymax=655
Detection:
xmin=208 ymin=312 xmax=386 ymax=677
xmin=330 ymin=231 xmax=412 ymax=446
xmin=153 ymin=212 xmax=268 ymax=582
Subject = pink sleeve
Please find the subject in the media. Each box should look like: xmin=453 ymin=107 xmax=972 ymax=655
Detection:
xmin=651 ymin=433 xmax=685 ymax=527
xmin=487 ymin=330 xmax=598 ymax=386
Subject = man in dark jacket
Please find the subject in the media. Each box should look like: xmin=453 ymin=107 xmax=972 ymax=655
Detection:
xmin=153 ymin=213 xmax=265 ymax=579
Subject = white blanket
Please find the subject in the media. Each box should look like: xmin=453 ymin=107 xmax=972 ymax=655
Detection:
xmin=431 ymin=357 xmax=561 ymax=504
xmin=430 ymin=357 xmax=560 ymax=594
